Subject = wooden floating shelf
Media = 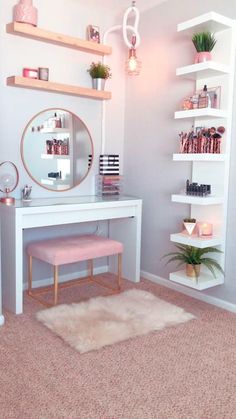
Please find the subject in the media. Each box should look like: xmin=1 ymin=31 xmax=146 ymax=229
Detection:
xmin=176 ymin=61 xmax=230 ymax=80
xmin=174 ymin=108 xmax=228 ymax=120
xmin=171 ymin=194 xmax=224 ymax=205
xmin=169 ymin=269 xmax=224 ymax=290
xmin=7 ymin=76 xmax=111 ymax=100
xmin=177 ymin=12 xmax=234 ymax=34
xmin=6 ymin=22 xmax=112 ymax=56
xmin=170 ymin=232 xmax=222 ymax=248
xmin=173 ymin=154 xmax=226 ymax=162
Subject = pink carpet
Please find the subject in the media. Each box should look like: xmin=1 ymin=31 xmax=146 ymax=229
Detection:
xmin=1 ymin=275 xmax=236 ymax=418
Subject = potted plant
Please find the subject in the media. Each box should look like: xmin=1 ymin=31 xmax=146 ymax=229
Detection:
xmin=162 ymin=244 xmax=224 ymax=280
xmin=192 ymin=32 xmax=217 ymax=63
xmin=88 ymin=61 xmax=111 ymax=90
xmin=183 ymin=217 xmax=196 ymax=236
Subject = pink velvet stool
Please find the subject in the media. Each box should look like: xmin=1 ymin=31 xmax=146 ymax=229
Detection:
xmin=27 ymin=235 xmax=123 ymax=307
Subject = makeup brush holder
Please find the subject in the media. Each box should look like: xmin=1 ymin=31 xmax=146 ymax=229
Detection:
xmin=13 ymin=0 xmax=38 ymax=27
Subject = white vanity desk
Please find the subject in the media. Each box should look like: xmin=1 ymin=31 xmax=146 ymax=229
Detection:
xmin=0 ymin=195 xmax=142 ymax=314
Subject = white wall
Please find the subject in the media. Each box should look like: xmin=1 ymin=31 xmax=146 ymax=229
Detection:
xmin=0 ymin=0 xmax=127 ymax=303
xmin=124 ymin=0 xmax=236 ymax=305
xmin=0 ymin=0 xmax=126 ymax=199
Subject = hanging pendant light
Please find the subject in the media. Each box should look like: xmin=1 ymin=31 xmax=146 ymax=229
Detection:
xmin=122 ymin=1 xmax=141 ymax=76
xmin=125 ymin=35 xmax=142 ymax=76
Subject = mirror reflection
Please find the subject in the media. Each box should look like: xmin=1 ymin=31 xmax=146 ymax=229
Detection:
xmin=21 ymin=109 xmax=93 ymax=191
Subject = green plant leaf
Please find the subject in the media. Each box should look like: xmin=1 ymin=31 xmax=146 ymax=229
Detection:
xmin=192 ymin=32 xmax=217 ymax=52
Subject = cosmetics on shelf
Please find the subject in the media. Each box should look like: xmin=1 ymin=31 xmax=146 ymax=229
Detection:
xmin=179 ymin=126 xmax=225 ymax=154
xmin=186 ymin=179 xmax=211 ymax=197
xmin=46 ymin=138 xmax=69 ymax=155
xmin=181 ymin=85 xmax=220 ymax=111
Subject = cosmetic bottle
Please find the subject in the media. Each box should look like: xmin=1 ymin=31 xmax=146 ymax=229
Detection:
xmin=203 ymin=85 xmax=211 ymax=108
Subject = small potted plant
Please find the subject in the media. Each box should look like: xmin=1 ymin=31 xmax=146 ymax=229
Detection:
xmin=88 ymin=61 xmax=111 ymax=90
xmin=183 ymin=217 xmax=196 ymax=236
xmin=192 ymin=31 xmax=217 ymax=63
xmin=162 ymin=244 xmax=224 ymax=281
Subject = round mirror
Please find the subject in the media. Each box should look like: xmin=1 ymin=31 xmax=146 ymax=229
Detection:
xmin=21 ymin=108 xmax=93 ymax=191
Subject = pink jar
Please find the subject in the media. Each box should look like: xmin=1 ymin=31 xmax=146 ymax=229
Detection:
xmin=13 ymin=0 xmax=38 ymax=27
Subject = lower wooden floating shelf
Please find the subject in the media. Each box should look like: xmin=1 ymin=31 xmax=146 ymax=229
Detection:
xmin=170 ymin=270 xmax=224 ymax=290
xmin=7 ymin=76 xmax=111 ymax=100
xmin=170 ymin=232 xmax=222 ymax=248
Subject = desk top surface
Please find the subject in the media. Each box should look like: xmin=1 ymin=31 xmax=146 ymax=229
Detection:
xmin=11 ymin=194 xmax=141 ymax=209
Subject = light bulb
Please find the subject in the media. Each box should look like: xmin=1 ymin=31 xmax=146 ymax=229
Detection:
xmin=126 ymin=48 xmax=141 ymax=76
xmin=0 ymin=173 xmax=15 ymax=192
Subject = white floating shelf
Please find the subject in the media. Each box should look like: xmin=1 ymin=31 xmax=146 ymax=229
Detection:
xmin=174 ymin=108 xmax=228 ymax=119
xmin=171 ymin=194 xmax=224 ymax=205
xmin=41 ymin=178 xmax=70 ymax=186
xmin=176 ymin=61 xmax=230 ymax=80
xmin=41 ymin=154 xmax=70 ymax=160
xmin=169 ymin=270 xmax=224 ymax=291
xmin=177 ymin=12 xmax=234 ymax=34
xmin=40 ymin=128 xmax=70 ymax=134
xmin=170 ymin=232 xmax=222 ymax=248
xmin=170 ymin=269 xmax=224 ymax=290
xmin=173 ymin=154 xmax=226 ymax=162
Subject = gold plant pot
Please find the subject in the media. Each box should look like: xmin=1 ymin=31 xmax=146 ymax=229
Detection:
xmin=186 ymin=264 xmax=201 ymax=278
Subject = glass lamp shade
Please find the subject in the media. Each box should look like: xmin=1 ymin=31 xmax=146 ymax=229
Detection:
xmin=0 ymin=161 xmax=19 ymax=205
xmin=125 ymin=48 xmax=141 ymax=76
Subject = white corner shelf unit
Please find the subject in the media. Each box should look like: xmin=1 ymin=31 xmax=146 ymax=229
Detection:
xmin=170 ymin=12 xmax=235 ymax=290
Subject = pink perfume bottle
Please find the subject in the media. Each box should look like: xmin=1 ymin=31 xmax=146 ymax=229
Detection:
xmin=13 ymin=0 xmax=38 ymax=27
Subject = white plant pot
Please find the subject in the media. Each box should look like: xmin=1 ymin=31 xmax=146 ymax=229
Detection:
xmin=183 ymin=222 xmax=196 ymax=236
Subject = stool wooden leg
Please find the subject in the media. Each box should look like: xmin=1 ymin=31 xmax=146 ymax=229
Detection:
xmin=88 ymin=259 xmax=93 ymax=280
xmin=54 ymin=265 xmax=59 ymax=305
xmin=117 ymin=253 xmax=122 ymax=290
xmin=28 ymin=255 xmax=33 ymax=294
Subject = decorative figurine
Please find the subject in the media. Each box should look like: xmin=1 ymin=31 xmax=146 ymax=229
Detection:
xmin=22 ymin=185 xmax=32 ymax=201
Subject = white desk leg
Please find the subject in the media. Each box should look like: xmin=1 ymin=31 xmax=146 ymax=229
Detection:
xmin=1 ymin=208 xmax=23 ymax=314
xmin=109 ymin=204 xmax=142 ymax=283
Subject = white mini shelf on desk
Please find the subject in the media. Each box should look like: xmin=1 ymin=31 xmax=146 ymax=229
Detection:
xmin=170 ymin=270 xmax=224 ymax=290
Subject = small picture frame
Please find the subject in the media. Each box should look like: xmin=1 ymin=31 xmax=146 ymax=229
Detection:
xmin=87 ymin=25 xmax=100 ymax=43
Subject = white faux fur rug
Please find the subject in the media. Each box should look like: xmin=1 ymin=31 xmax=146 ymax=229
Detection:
xmin=36 ymin=289 xmax=195 ymax=353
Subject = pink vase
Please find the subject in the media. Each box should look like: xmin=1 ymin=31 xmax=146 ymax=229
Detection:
xmin=13 ymin=0 xmax=38 ymax=27
xmin=194 ymin=52 xmax=212 ymax=64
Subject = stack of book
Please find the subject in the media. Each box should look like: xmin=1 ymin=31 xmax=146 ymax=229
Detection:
xmin=99 ymin=154 xmax=119 ymax=175
xmin=96 ymin=175 xmax=123 ymax=196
